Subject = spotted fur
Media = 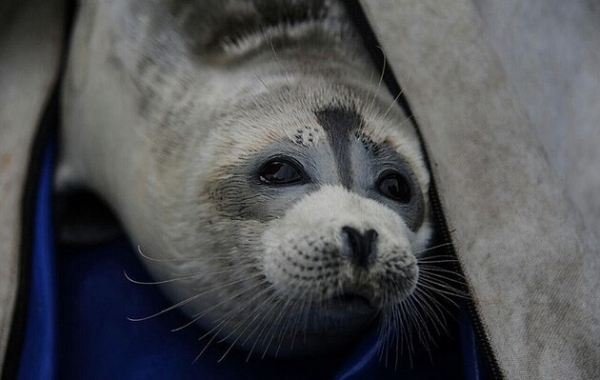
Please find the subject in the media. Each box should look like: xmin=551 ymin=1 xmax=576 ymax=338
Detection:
xmin=61 ymin=0 xmax=434 ymax=358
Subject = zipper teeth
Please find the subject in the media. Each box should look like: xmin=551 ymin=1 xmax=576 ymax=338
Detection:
xmin=428 ymin=183 xmax=504 ymax=380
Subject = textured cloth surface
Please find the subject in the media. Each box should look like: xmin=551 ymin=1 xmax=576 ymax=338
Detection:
xmin=361 ymin=0 xmax=600 ymax=378
xmin=2 ymin=0 xmax=600 ymax=378
xmin=473 ymin=0 xmax=600 ymax=241
xmin=0 ymin=0 xmax=64 ymax=371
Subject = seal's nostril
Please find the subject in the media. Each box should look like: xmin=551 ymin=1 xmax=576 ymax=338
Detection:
xmin=343 ymin=226 xmax=360 ymax=256
xmin=341 ymin=226 xmax=378 ymax=267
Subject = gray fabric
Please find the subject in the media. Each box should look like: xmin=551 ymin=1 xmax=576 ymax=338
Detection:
xmin=1 ymin=0 xmax=599 ymax=377
xmin=473 ymin=0 xmax=600 ymax=244
xmin=361 ymin=0 xmax=600 ymax=378
xmin=0 ymin=0 xmax=64 ymax=370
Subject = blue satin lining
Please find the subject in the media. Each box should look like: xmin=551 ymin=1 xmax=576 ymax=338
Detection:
xmin=18 ymin=135 xmax=483 ymax=379
xmin=17 ymin=135 xmax=57 ymax=380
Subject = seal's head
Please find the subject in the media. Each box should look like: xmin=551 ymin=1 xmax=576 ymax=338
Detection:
xmin=145 ymin=78 xmax=432 ymax=357
xmin=65 ymin=0 xmax=433 ymax=358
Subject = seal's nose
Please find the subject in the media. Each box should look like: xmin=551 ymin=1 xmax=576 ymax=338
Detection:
xmin=341 ymin=227 xmax=378 ymax=268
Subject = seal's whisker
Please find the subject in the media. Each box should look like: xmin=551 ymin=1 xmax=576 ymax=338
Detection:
xmin=399 ymin=303 xmax=417 ymax=369
xmin=269 ymin=37 xmax=290 ymax=85
xmin=255 ymin=74 xmax=270 ymax=91
xmin=128 ymin=295 xmax=204 ymax=322
xmin=396 ymin=302 xmax=416 ymax=366
xmin=411 ymin=291 xmax=447 ymax=337
xmin=419 ymin=266 xmax=466 ymax=282
xmin=418 ymin=274 xmax=466 ymax=295
xmin=368 ymin=66 xmax=375 ymax=90
xmin=287 ymin=291 xmax=314 ymax=352
xmin=213 ymin=286 xmax=280 ymax=349
xmin=262 ymin=295 xmax=296 ymax=359
xmin=240 ymin=291 xmax=283 ymax=346
xmin=175 ymin=264 xmax=262 ymax=279
xmin=198 ymin=317 xmax=228 ymax=343
xmin=416 ymin=279 xmax=466 ymax=305
xmin=237 ymin=293 xmax=282 ymax=347
xmin=193 ymin=325 xmax=224 ymax=363
xmin=368 ymin=46 xmax=387 ymax=112
xmin=137 ymin=246 xmax=203 ymax=263
xmin=405 ymin=297 xmax=431 ymax=355
xmin=394 ymin=300 xmax=414 ymax=370
xmin=214 ymin=286 xmax=276 ymax=344
xmin=264 ymin=301 xmax=294 ymax=358
xmin=172 ymin=280 xmax=269 ymax=332
xmin=274 ymin=300 xmax=301 ymax=357
xmin=378 ymin=297 xmax=399 ymax=365
xmin=379 ymin=280 xmax=458 ymax=369
xmin=417 ymin=254 xmax=461 ymax=263
xmin=417 ymin=259 xmax=461 ymax=265
xmin=385 ymin=307 xmax=400 ymax=366
xmin=405 ymin=303 xmax=436 ymax=367
xmin=410 ymin=293 xmax=438 ymax=333
xmin=244 ymin=294 xmax=286 ymax=362
xmin=379 ymin=90 xmax=404 ymax=122
xmin=378 ymin=304 xmax=394 ymax=366
xmin=404 ymin=298 xmax=429 ymax=352
xmin=418 ymin=269 xmax=468 ymax=286
xmin=124 ymin=270 xmax=200 ymax=286
xmin=412 ymin=287 xmax=452 ymax=329
xmin=280 ymin=297 xmax=304 ymax=352
xmin=128 ymin=274 xmax=264 ymax=322
xmin=415 ymin=242 xmax=455 ymax=256
xmin=217 ymin=307 xmax=268 ymax=363
xmin=383 ymin=304 xmax=396 ymax=368
xmin=401 ymin=302 xmax=417 ymax=363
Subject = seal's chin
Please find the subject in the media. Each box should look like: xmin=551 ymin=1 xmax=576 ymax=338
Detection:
xmin=322 ymin=291 xmax=382 ymax=321
xmin=271 ymin=295 xmax=378 ymax=355
xmin=213 ymin=293 xmax=381 ymax=358
xmin=310 ymin=294 xmax=379 ymax=331
xmin=234 ymin=305 xmax=379 ymax=358
xmin=334 ymin=294 xmax=375 ymax=309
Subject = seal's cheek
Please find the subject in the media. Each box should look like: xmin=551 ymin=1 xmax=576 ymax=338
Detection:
xmin=261 ymin=185 xmax=419 ymax=306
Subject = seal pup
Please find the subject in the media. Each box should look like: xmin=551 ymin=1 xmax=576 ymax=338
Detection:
xmin=60 ymin=0 xmax=434 ymax=357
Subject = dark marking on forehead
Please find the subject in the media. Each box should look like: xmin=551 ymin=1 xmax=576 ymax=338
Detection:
xmin=315 ymin=107 xmax=364 ymax=188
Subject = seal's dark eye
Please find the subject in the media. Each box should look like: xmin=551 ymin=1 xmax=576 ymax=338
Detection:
xmin=377 ymin=172 xmax=411 ymax=203
xmin=259 ymin=159 xmax=304 ymax=185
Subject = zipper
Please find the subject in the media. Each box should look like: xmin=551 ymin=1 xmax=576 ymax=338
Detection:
xmin=428 ymin=181 xmax=504 ymax=380
xmin=344 ymin=1 xmax=505 ymax=379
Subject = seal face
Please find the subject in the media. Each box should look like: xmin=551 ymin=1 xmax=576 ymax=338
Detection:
xmin=189 ymin=83 xmax=432 ymax=355
xmin=61 ymin=0 xmax=433 ymax=358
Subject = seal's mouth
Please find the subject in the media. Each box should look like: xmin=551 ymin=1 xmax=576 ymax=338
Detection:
xmin=304 ymin=290 xmax=379 ymax=322
xmin=300 ymin=294 xmax=379 ymax=337
xmin=324 ymin=290 xmax=383 ymax=318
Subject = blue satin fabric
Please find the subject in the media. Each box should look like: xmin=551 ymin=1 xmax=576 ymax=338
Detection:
xmin=17 ymin=136 xmax=57 ymax=380
xmin=18 ymin=135 xmax=483 ymax=379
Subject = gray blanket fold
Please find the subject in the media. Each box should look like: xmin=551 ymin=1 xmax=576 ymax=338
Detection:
xmin=361 ymin=0 xmax=600 ymax=378
xmin=1 ymin=0 xmax=598 ymax=378
xmin=0 ymin=0 xmax=65 ymax=371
